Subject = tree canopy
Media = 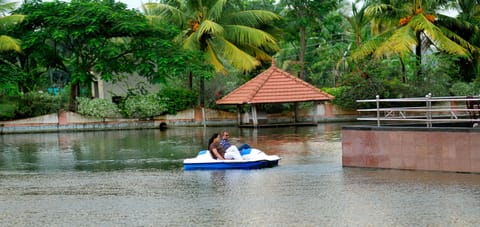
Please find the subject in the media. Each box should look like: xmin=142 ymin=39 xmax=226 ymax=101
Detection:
xmin=143 ymin=0 xmax=281 ymax=74
xmin=11 ymin=0 xmax=187 ymax=110
xmin=1 ymin=0 xmax=480 ymax=118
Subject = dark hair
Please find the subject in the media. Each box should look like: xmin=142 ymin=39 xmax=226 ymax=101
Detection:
xmin=208 ymin=133 xmax=219 ymax=150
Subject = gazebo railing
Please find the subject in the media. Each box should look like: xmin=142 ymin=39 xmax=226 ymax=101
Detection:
xmin=356 ymin=94 xmax=480 ymax=128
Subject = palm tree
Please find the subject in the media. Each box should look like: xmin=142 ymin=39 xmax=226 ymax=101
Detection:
xmin=0 ymin=0 xmax=24 ymax=52
xmin=452 ymin=0 xmax=480 ymax=81
xmin=344 ymin=0 xmax=372 ymax=48
xmin=279 ymin=0 xmax=337 ymax=79
xmin=352 ymin=0 xmax=478 ymax=79
xmin=143 ymin=0 xmax=280 ymax=75
xmin=457 ymin=0 xmax=480 ymax=22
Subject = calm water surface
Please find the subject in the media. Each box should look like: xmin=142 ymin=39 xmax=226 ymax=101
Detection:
xmin=0 ymin=124 xmax=479 ymax=226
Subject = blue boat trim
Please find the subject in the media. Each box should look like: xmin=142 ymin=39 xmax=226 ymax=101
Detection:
xmin=198 ymin=150 xmax=208 ymax=155
xmin=184 ymin=160 xmax=279 ymax=170
xmin=240 ymin=148 xmax=252 ymax=156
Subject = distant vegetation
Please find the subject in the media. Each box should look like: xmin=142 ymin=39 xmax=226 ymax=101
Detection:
xmin=1 ymin=0 xmax=479 ymax=120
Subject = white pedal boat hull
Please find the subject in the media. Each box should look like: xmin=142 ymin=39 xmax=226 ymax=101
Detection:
xmin=183 ymin=148 xmax=280 ymax=170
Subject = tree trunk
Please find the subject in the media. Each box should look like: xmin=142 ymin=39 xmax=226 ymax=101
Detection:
xmin=199 ymin=76 xmax=205 ymax=108
xmin=68 ymin=82 xmax=79 ymax=111
xmin=356 ymin=32 xmax=361 ymax=47
xmin=415 ymin=31 xmax=422 ymax=81
xmin=299 ymin=26 xmax=306 ymax=79
xmin=400 ymin=57 xmax=406 ymax=83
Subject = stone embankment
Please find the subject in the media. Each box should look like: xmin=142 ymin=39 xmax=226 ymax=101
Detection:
xmin=1 ymin=104 xmax=357 ymax=134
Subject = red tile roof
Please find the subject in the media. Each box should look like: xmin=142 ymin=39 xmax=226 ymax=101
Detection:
xmin=216 ymin=62 xmax=334 ymax=105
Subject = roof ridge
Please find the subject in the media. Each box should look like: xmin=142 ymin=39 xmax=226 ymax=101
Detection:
xmin=247 ymin=66 xmax=275 ymax=103
xmin=274 ymin=66 xmax=333 ymax=97
xmin=216 ymin=61 xmax=333 ymax=105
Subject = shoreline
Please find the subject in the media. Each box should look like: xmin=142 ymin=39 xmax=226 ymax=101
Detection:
xmin=1 ymin=108 xmax=357 ymax=134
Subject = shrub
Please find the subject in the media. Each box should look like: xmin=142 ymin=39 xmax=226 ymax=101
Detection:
xmin=122 ymin=93 xmax=168 ymax=118
xmin=158 ymin=88 xmax=197 ymax=114
xmin=15 ymin=92 xmax=63 ymax=119
xmin=322 ymin=87 xmax=344 ymax=99
xmin=450 ymin=82 xmax=476 ymax=96
xmin=0 ymin=103 xmax=16 ymax=120
xmin=77 ymin=97 xmax=121 ymax=118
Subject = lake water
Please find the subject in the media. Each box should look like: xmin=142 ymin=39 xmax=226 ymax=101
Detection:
xmin=1 ymin=124 xmax=479 ymax=226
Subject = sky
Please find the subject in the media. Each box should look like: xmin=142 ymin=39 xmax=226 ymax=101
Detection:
xmin=119 ymin=0 xmax=458 ymax=17
xmin=120 ymin=0 xmax=144 ymax=10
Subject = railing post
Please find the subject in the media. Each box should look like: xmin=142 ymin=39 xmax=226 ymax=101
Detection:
xmin=376 ymin=95 xmax=380 ymax=127
xmin=426 ymin=93 xmax=432 ymax=128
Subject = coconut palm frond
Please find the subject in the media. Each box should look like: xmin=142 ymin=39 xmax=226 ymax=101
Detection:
xmin=351 ymin=30 xmax=393 ymax=60
xmin=0 ymin=35 xmax=21 ymax=52
xmin=475 ymin=4 xmax=480 ymax=17
xmin=143 ymin=3 xmax=186 ymax=26
xmin=436 ymin=14 xmax=478 ymax=33
xmin=0 ymin=1 xmax=17 ymax=14
xmin=144 ymin=15 xmax=164 ymax=27
xmin=216 ymin=37 xmax=260 ymax=72
xmin=365 ymin=4 xmax=394 ymax=17
xmin=0 ymin=15 xmax=24 ymax=34
xmin=227 ymin=10 xmax=280 ymax=27
xmin=208 ymin=0 xmax=227 ymax=21
xmin=410 ymin=14 xmax=472 ymax=57
xmin=197 ymin=19 xmax=224 ymax=40
xmin=0 ymin=14 xmax=24 ymax=26
xmin=438 ymin=26 xmax=478 ymax=54
xmin=458 ymin=0 xmax=479 ymax=15
xmin=351 ymin=38 xmax=382 ymax=60
xmin=223 ymin=25 xmax=277 ymax=49
xmin=375 ymin=25 xmax=416 ymax=58
xmin=241 ymin=44 xmax=272 ymax=62
xmin=205 ymin=41 xmax=227 ymax=74
xmin=182 ymin=32 xmax=200 ymax=51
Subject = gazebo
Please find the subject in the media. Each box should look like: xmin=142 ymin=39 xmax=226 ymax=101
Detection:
xmin=216 ymin=60 xmax=334 ymax=127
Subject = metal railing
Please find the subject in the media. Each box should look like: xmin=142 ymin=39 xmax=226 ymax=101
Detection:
xmin=356 ymin=94 xmax=480 ymax=127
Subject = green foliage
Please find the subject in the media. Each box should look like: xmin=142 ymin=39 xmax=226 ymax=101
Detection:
xmin=76 ymin=97 xmax=121 ymax=119
xmin=322 ymin=87 xmax=344 ymax=98
xmin=415 ymin=54 xmax=459 ymax=97
xmin=450 ymin=82 xmax=477 ymax=96
xmin=332 ymin=74 xmax=386 ymax=110
xmin=122 ymin=93 xmax=168 ymax=119
xmin=203 ymin=72 xmax=248 ymax=111
xmin=15 ymin=92 xmax=63 ymax=119
xmin=13 ymin=1 xmax=185 ymax=111
xmin=158 ymin=87 xmax=197 ymax=114
xmin=333 ymin=72 xmax=421 ymax=110
xmin=143 ymin=0 xmax=280 ymax=73
xmin=0 ymin=103 xmax=16 ymax=120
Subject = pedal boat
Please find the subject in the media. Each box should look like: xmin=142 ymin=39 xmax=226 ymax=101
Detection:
xmin=183 ymin=148 xmax=280 ymax=170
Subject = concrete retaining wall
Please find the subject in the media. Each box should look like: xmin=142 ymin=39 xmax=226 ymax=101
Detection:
xmin=342 ymin=126 xmax=480 ymax=173
xmin=0 ymin=103 xmax=357 ymax=134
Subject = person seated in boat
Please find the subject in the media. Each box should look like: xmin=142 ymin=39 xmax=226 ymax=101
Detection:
xmin=208 ymin=133 xmax=225 ymax=160
xmin=219 ymin=131 xmax=244 ymax=160
xmin=207 ymin=132 xmax=242 ymax=160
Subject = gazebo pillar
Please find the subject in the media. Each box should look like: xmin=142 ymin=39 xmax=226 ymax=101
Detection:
xmin=251 ymin=104 xmax=258 ymax=127
xmin=236 ymin=105 xmax=242 ymax=126
xmin=294 ymin=102 xmax=299 ymax=123
xmin=313 ymin=101 xmax=319 ymax=123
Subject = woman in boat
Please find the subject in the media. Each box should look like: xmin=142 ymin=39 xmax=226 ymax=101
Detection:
xmin=208 ymin=133 xmax=225 ymax=160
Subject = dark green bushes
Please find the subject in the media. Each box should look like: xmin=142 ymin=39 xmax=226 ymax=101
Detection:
xmin=158 ymin=88 xmax=198 ymax=114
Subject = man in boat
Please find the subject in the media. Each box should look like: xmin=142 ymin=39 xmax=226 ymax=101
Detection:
xmin=220 ymin=131 xmax=243 ymax=160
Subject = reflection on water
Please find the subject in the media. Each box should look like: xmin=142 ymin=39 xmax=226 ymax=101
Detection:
xmin=0 ymin=125 xmax=341 ymax=172
xmin=1 ymin=124 xmax=479 ymax=226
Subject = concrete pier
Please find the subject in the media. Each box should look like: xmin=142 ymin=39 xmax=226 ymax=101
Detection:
xmin=342 ymin=126 xmax=480 ymax=173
